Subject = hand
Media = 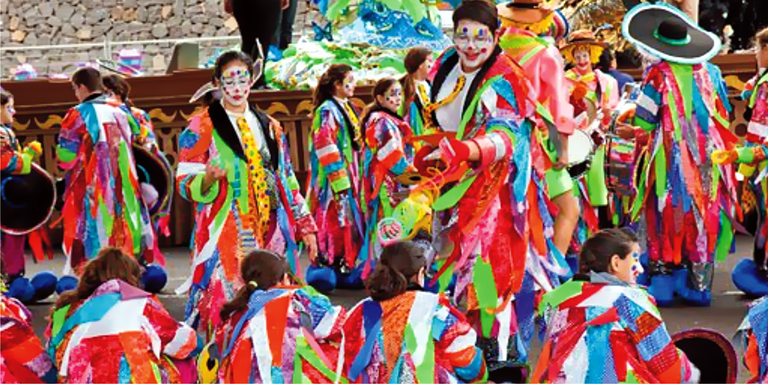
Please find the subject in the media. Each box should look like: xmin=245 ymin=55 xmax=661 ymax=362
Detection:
xmin=281 ymin=0 xmax=289 ymax=9
xmin=202 ymin=161 xmax=227 ymax=192
xmin=439 ymin=138 xmax=472 ymax=168
xmin=414 ymin=145 xmax=439 ymax=176
xmin=615 ymin=123 xmax=637 ymax=140
xmin=302 ymin=233 xmax=318 ymax=263
xmin=711 ymin=149 xmax=738 ymax=165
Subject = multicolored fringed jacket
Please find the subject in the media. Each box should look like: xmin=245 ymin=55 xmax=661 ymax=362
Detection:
xmin=534 ymin=276 xmax=700 ymax=383
xmin=214 ymin=286 xmax=346 ymax=383
xmin=57 ymin=94 xmax=156 ymax=274
xmin=1 ymin=294 xmax=57 ymax=383
xmin=428 ymin=46 xmax=567 ymax=370
xmin=308 ymin=98 xmax=365 ymax=270
xmin=343 ymin=290 xmax=487 ymax=383
xmin=176 ymin=102 xmax=317 ymax=339
xmin=631 ymin=61 xmax=738 ymax=290
xmin=402 ymin=80 xmax=431 ymax=147
xmin=47 ymin=279 xmax=200 ymax=384
xmin=361 ymin=109 xmax=415 ymax=272
xmin=737 ymin=295 xmax=768 ymax=383
xmin=1 ymin=125 xmax=34 ymax=176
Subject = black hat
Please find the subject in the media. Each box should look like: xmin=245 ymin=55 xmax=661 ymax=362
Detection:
xmin=133 ymin=144 xmax=173 ymax=218
xmin=622 ymin=3 xmax=721 ymax=64
xmin=1 ymin=163 xmax=56 ymax=235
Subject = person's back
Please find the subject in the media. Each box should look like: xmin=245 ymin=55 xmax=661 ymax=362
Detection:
xmin=1 ymin=294 xmax=57 ymax=383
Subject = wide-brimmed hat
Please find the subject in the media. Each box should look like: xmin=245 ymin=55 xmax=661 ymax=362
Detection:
xmin=622 ymin=2 xmax=721 ymax=64
xmin=498 ymin=0 xmax=555 ymax=30
xmin=1 ymin=163 xmax=56 ymax=235
xmin=560 ymin=29 xmax=607 ymax=63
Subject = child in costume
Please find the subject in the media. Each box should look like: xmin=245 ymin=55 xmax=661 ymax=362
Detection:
xmin=213 ymin=249 xmax=346 ymax=383
xmin=621 ymin=2 xmax=738 ymax=306
xmin=306 ymin=64 xmax=365 ymax=292
xmin=343 ymin=241 xmax=487 ymax=383
xmin=534 ymin=228 xmax=700 ymax=383
xmin=400 ymin=46 xmax=433 ymax=145
xmin=176 ymin=51 xmax=318 ymax=339
xmin=360 ymin=78 xmax=418 ymax=273
xmin=47 ymin=248 xmax=200 ymax=384
xmin=560 ymin=29 xmax=620 ymax=246
xmin=1 ymin=292 xmax=57 ymax=383
xmin=414 ymin=1 xmax=567 ymax=378
xmin=717 ymin=27 xmax=768 ymax=297
xmin=57 ymin=67 xmax=157 ymax=274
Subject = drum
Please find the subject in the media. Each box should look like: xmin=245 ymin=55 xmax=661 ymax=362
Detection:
xmin=1 ymin=163 xmax=57 ymax=235
xmin=672 ymin=328 xmax=737 ymax=384
xmin=132 ymin=144 xmax=173 ymax=218
xmin=605 ymin=134 xmax=636 ymax=196
xmin=567 ymin=130 xmax=596 ymax=179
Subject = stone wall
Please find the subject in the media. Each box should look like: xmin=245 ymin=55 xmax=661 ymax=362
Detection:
xmin=1 ymin=0 xmax=314 ymax=78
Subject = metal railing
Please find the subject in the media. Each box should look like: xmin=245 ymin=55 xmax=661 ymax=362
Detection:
xmin=0 ymin=34 xmax=240 ymax=56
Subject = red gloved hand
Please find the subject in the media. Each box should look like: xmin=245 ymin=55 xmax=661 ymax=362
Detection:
xmin=440 ymin=138 xmax=472 ymax=169
xmin=414 ymin=145 xmax=439 ymax=176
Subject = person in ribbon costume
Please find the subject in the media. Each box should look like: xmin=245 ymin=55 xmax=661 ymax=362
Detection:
xmin=46 ymin=248 xmax=200 ymax=384
xmin=534 ymin=228 xmax=700 ymax=383
xmin=414 ymin=0 xmax=568 ymax=378
xmin=620 ymin=2 xmax=738 ymax=306
xmin=343 ymin=241 xmax=487 ymax=383
xmin=560 ymin=29 xmax=620 ymax=245
xmin=737 ymin=294 xmax=768 ymax=383
xmin=400 ymin=46 xmax=433 ymax=148
xmin=57 ymin=67 xmax=157 ymax=274
xmin=497 ymin=0 xmax=581 ymax=261
xmin=1 ymin=290 xmax=57 ymax=383
xmin=715 ymin=27 xmax=768 ymax=297
xmin=306 ymin=64 xmax=366 ymax=292
xmin=176 ymin=50 xmax=318 ymax=339
xmin=213 ymin=249 xmax=346 ymax=383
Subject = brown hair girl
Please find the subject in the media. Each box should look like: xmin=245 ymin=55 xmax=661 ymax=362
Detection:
xmin=360 ymin=78 xmax=401 ymax=128
xmin=53 ymin=248 xmax=142 ymax=311
xmin=366 ymin=241 xmax=427 ymax=301
xmin=578 ymin=228 xmax=639 ymax=276
xmin=312 ymin=63 xmax=353 ymax=110
xmin=219 ymin=250 xmax=289 ymax=321
xmin=400 ymin=47 xmax=432 ymax=109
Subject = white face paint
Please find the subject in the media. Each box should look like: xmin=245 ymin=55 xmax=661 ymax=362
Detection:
xmin=454 ymin=20 xmax=495 ymax=72
xmin=574 ymin=48 xmax=592 ymax=72
xmin=342 ymin=73 xmax=356 ymax=98
xmin=219 ymin=64 xmax=252 ymax=107
xmin=380 ymin=83 xmax=403 ymax=113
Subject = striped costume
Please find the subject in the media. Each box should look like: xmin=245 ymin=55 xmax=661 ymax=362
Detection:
xmin=57 ymin=95 xmax=156 ymax=274
xmin=1 ymin=294 xmax=57 ymax=383
xmin=47 ymin=279 xmax=200 ymax=384
xmin=343 ymin=290 xmax=487 ymax=383
xmin=214 ymin=286 xmax=346 ymax=383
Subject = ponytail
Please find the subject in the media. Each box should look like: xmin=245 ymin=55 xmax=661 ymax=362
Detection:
xmin=220 ymin=282 xmax=259 ymax=321
xmin=218 ymin=249 xmax=288 ymax=321
xmin=313 ymin=64 xmax=352 ymax=113
xmin=365 ymin=241 xmax=426 ymax=301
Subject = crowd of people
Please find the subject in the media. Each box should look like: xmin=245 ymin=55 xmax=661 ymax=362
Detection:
xmin=2 ymin=0 xmax=768 ymax=382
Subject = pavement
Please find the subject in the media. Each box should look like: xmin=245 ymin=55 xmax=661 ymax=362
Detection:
xmin=21 ymin=235 xmax=759 ymax=381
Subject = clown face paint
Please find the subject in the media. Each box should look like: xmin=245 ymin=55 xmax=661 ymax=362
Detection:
xmin=454 ymin=20 xmax=495 ymax=72
xmin=379 ymin=82 xmax=403 ymax=113
xmin=1 ymin=98 xmax=15 ymax=125
xmin=612 ymin=243 xmax=643 ymax=284
xmin=574 ymin=47 xmax=592 ymax=73
xmin=630 ymin=251 xmax=645 ymax=283
xmin=341 ymin=73 xmax=356 ymax=98
xmin=219 ymin=63 xmax=252 ymax=108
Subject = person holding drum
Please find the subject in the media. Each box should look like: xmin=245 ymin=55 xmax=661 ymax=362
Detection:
xmin=560 ymin=30 xmax=620 ymax=247
xmin=413 ymin=1 xmax=566 ymax=379
xmin=619 ymin=3 xmax=737 ymax=307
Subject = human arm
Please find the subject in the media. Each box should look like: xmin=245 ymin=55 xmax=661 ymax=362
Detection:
xmin=56 ymin=107 xmax=88 ymax=172
xmin=144 ymin=297 xmax=201 ymax=360
xmin=368 ymin=116 xmax=416 ymax=177
xmin=312 ymin=107 xmax=352 ymax=196
xmin=176 ymin=114 xmax=224 ymax=204
xmin=632 ymin=67 xmax=663 ymax=133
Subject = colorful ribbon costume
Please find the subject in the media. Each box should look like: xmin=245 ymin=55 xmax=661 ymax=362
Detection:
xmin=737 ymin=295 xmax=768 ymax=383
xmin=0 ymin=294 xmax=57 ymax=383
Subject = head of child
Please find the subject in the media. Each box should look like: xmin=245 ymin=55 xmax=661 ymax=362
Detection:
xmin=219 ymin=250 xmax=289 ymax=321
xmin=579 ymin=228 xmax=643 ymax=284
xmin=53 ymin=248 xmax=142 ymax=310
xmin=313 ymin=64 xmax=355 ymax=109
xmin=373 ymin=78 xmax=403 ymax=114
xmin=366 ymin=241 xmax=427 ymax=301
xmin=1 ymin=90 xmax=15 ymax=126
xmin=212 ymin=50 xmax=256 ymax=112
xmin=756 ymin=27 xmax=768 ymax=70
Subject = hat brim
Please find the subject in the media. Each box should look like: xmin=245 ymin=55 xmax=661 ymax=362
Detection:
xmin=560 ymin=39 xmax=607 ymax=53
xmin=133 ymin=144 xmax=173 ymax=217
xmin=622 ymin=3 xmax=721 ymax=64
xmin=1 ymin=163 xmax=56 ymax=235
xmin=498 ymin=3 xmax=553 ymax=25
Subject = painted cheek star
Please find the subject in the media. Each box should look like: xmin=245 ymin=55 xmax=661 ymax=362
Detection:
xmin=631 ymin=252 xmax=644 ymax=279
xmin=343 ymin=76 xmax=356 ymax=97
xmin=220 ymin=66 xmax=252 ymax=106
xmin=385 ymin=87 xmax=402 ymax=111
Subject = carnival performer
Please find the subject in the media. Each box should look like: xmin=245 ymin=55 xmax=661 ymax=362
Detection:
xmin=560 ymin=29 xmax=620 ymax=242
xmin=621 ymin=3 xmax=738 ymax=307
xmin=360 ymin=78 xmax=418 ymax=272
xmin=214 ymin=250 xmax=346 ymax=383
xmin=343 ymin=241 xmax=487 ymax=383
xmin=497 ymin=0 xmax=581 ymax=258
xmin=1 ymin=291 xmax=57 ymax=383
xmin=400 ymin=46 xmax=433 ymax=147
xmin=416 ymin=1 xmax=567 ymax=377
xmin=306 ymin=64 xmax=366 ymax=292
xmin=176 ymin=50 xmax=318 ymax=339
xmin=47 ymin=248 xmax=200 ymax=384
xmin=718 ymin=27 xmax=768 ymax=298
xmin=737 ymin=295 xmax=768 ymax=383
xmin=57 ymin=67 xmax=156 ymax=274
xmin=533 ymin=228 xmax=700 ymax=383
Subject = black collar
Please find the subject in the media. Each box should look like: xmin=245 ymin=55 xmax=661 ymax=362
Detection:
xmin=328 ymin=97 xmax=361 ymax=151
xmin=361 ymin=105 xmax=403 ymax=128
xmin=207 ymin=102 xmax=280 ymax=170
xmin=83 ymin=92 xmax=103 ymax=103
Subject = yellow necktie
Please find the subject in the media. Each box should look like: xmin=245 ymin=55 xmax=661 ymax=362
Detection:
xmin=422 ymin=75 xmax=466 ymax=133
xmin=236 ymin=117 xmax=271 ymax=244
xmin=342 ymin=101 xmax=362 ymax=144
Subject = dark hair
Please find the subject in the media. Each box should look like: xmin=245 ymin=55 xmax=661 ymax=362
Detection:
xmin=219 ymin=250 xmax=288 ymax=321
xmin=0 ymin=89 xmax=12 ymax=106
xmin=596 ymin=46 xmax=615 ymax=73
xmin=757 ymin=27 xmax=768 ymax=49
xmin=71 ymin=67 xmax=103 ymax=92
xmin=361 ymin=78 xmax=400 ymax=126
xmin=213 ymin=50 xmax=255 ymax=81
xmin=400 ymin=47 xmax=432 ymax=109
xmin=578 ymin=228 xmax=639 ymax=276
xmin=313 ymin=64 xmax=353 ymax=110
xmin=366 ymin=241 xmax=427 ymax=301
xmin=52 ymin=248 xmax=142 ymax=311
xmin=102 ymin=74 xmax=132 ymax=106
xmin=453 ymin=0 xmax=499 ymax=35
